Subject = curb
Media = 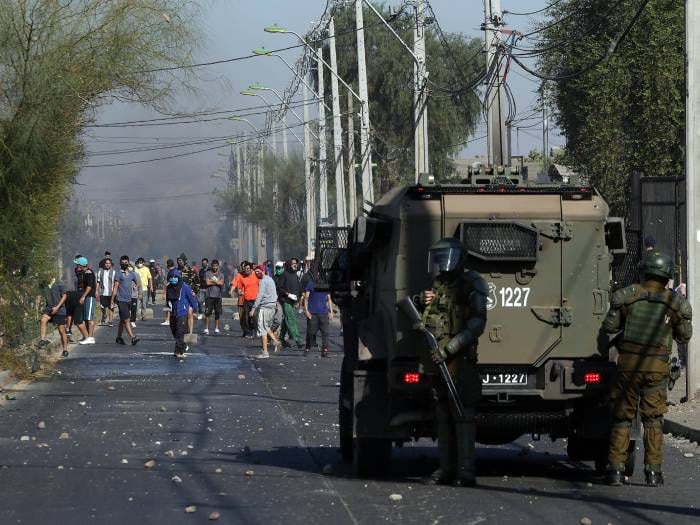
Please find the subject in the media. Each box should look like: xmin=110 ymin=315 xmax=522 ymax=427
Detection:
xmin=664 ymin=416 xmax=700 ymax=444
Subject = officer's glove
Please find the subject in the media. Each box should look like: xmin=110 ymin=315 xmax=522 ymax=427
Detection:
xmin=668 ymin=357 xmax=681 ymax=391
xmin=430 ymin=342 xmax=449 ymax=364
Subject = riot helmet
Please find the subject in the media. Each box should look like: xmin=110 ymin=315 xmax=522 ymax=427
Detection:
xmin=428 ymin=238 xmax=464 ymax=274
xmin=640 ymin=251 xmax=673 ymax=281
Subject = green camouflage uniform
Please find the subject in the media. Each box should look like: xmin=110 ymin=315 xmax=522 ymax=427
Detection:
xmin=422 ymin=270 xmax=487 ymax=484
xmin=180 ymin=265 xmax=200 ymax=295
xmin=602 ymin=281 xmax=692 ymax=472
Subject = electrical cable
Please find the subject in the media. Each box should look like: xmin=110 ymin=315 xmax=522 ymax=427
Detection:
xmin=506 ymin=0 xmax=652 ymax=82
xmin=503 ymin=0 xmax=565 ymax=17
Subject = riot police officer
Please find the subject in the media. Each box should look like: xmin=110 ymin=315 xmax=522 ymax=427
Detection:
xmin=419 ymin=238 xmax=487 ymax=487
xmin=602 ymin=251 xmax=692 ymax=486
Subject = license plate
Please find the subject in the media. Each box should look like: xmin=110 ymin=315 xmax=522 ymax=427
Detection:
xmin=481 ymin=371 xmax=528 ymax=386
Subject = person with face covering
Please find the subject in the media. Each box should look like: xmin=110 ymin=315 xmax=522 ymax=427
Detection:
xmin=165 ymin=269 xmax=198 ymax=358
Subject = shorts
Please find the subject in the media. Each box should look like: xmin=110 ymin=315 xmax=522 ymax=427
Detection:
xmin=67 ymin=292 xmax=85 ymax=324
xmin=50 ymin=314 xmax=66 ymax=326
xmin=205 ymin=297 xmax=222 ymax=319
xmin=99 ymin=296 xmax=112 ymax=308
xmin=117 ymin=301 xmax=131 ymax=321
xmin=256 ymin=306 xmax=276 ymax=337
xmin=84 ymin=297 xmax=95 ymax=321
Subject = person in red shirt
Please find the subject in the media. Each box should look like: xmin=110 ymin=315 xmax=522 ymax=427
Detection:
xmin=230 ymin=261 xmax=259 ymax=338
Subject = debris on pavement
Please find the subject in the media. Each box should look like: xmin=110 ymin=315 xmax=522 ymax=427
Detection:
xmin=184 ymin=505 xmax=197 ymax=513
xmin=389 ymin=494 xmax=403 ymax=502
xmin=683 ymin=452 xmax=695 ymax=458
xmin=244 ymin=469 xmax=255 ymax=476
xmin=37 ymin=421 xmax=46 ymax=429
xmin=580 ymin=518 xmax=592 ymax=525
xmin=59 ymin=432 xmax=70 ymax=439
xmin=20 ymin=435 xmax=30 ymax=442
xmin=144 ymin=459 xmax=156 ymax=469
xmin=164 ymin=450 xmax=176 ymax=458
xmin=171 ymin=475 xmax=182 ymax=483
xmin=209 ymin=511 xmax=221 ymax=520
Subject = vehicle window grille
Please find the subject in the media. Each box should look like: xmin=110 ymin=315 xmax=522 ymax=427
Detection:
xmin=460 ymin=222 xmax=538 ymax=262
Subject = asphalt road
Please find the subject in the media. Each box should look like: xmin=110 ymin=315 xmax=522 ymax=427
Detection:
xmin=0 ymin=307 xmax=699 ymax=525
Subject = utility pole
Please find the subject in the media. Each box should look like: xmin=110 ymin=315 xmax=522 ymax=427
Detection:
xmin=542 ymin=105 xmax=549 ymax=178
xmin=483 ymin=0 xmax=507 ymax=166
xmin=687 ymin=0 xmax=700 ymax=400
xmin=303 ymin=80 xmax=317 ymax=256
xmin=355 ymin=0 xmax=375 ymax=205
xmin=413 ymin=0 xmax=430 ymax=182
xmin=329 ymin=17 xmax=348 ymax=227
xmin=347 ymin=93 xmax=357 ymax=224
xmin=317 ymin=47 xmax=329 ymax=222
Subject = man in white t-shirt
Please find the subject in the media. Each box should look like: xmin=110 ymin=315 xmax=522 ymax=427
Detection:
xmin=96 ymin=258 xmax=116 ymax=326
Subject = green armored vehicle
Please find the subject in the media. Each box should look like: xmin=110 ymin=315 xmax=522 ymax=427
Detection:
xmin=318 ymin=168 xmax=629 ymax=476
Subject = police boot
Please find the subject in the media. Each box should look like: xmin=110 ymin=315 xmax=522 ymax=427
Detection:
xmin=644 ymin=467 xmax=664 ymax=487
xmin=453 ymin=415 xmax=477 ymax=487
xmin=605 ymin=464 xmax=625 ymax=487
xmin=424 ymin=407 xmax=456 ymax=485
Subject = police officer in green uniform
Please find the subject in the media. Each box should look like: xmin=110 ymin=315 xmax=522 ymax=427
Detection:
xmin=602 ymin=251 xmax=692 ymax=486
xmin=419 ymin=238 xmax=488 ymax=487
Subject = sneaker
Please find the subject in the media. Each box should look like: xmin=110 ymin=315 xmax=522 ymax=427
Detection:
xmin=61 ymin=350 xmax=69 ymax=358
xmin=214 ymin=328 xmax=220 ymax=334
xmin=304 ymin=347 xmax=310 ymax=355
xmin=116 ymin=337 xmax=126 ymax=345
xmin=281 ymin=340 xmax=291 ymax=348
xmin=273 ymin=341 xmax=282 ymax=353
xmin=606 ymin=468 xmax=624 ymax=487
xmin=160 ymin=321 xmax=169 ymax=326
xmin=255 ymin=352 xmax=270 ymax=359
xmin=38 ymin=339 xmax=51 ymax=348
xmin=321 ymin=347 xmax=329 ymax=358
xmin=79 ymin=337 xmax=96 ymax=345
xmin=197 ymin=314 xmax=204 ymax=320
xmin=185 ymin=345 xmax=190 ymax=353
xmin=67 ymin=334 xmax=75 ymax=343
xmin=130 ymin=322 xmax=136 ymax=328
xmin=203 ymin=329 xmax=209 ymax=335
xmin=131 ymin=337 xmax=140 ymax=346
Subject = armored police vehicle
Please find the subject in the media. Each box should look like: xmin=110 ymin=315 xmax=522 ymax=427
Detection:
xmin=318 ymin=166 xmax=628 ymax=476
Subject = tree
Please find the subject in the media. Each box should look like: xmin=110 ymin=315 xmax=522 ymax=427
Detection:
xmin=0 ymin=0 xmax=199 ymax=348
xmin=536 ymin=0 xmax=683 ymax=214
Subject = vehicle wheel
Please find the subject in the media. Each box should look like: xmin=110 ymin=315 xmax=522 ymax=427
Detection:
xmin=624 ymin=440 xmax=636 ymax=476
xmin=338 ymin=370 xmax=353 ymax=462
xmin=353 ymin=437 xmax=391 ymax=477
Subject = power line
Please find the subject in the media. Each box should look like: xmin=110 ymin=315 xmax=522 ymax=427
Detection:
xmin=503 ymin=1 xmax=565 ymax=17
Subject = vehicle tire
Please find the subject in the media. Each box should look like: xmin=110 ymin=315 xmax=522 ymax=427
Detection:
xmin=624 ymin=440 xmax=636 ymax=476
xmin=353 ymin=437 xmax=391 ymax=477
xmin=338 ymin=369 xmax=353 ymax=463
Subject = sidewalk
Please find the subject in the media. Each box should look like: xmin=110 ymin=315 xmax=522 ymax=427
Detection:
xmin=665 ymin=368 xmax=700 ymax=443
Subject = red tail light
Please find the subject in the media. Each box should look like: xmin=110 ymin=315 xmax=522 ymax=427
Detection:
xmin=403 ymin=372 xmax=421 ymax=385
xmin=584 ymin=372 xmax=602 ymax=384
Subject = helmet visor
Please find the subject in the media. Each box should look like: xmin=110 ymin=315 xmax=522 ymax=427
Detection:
xmin=428 ymin=247 xmax=462 ymax=273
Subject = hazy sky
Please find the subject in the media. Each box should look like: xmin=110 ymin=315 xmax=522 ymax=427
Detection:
xmin=74 ymin=0 xmax=557 ymax=259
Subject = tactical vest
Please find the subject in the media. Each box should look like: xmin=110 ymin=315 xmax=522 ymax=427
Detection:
xmin=621 ymin=287 xmax=679 ymax=356
xmin=422 ymin=275 xmax=467 ymax=341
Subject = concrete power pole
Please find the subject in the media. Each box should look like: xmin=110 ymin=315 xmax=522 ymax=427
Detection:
xmin=355 ymin=0 xmax=375 ymax=206
xmin=542 ymin=105 xmax=549 ymax=178
xmin=329 ymin=17 xmax=348 ymax=227
xmin=413 ymin=0 xmax=430 ymax=182
xmin=687 ymin=0 xmax=700 ymax=400
xmin=347 ymin=93 xmax=357 ymax=224
xmin=303 ymin=80 xmax=317 ymax=256
xmin=483 ymin=0 xmax=507 ymax=166
xmin=316 ymin=47 xmax=329 ymax=222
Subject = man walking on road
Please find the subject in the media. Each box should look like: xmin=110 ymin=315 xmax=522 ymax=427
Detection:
xmin=198 ymin=258 xmax=209 ymax=320
xmin=38 ymin=278 xmax=69 ymax=357
xmin=112 ymin=255 xmax=140 ymax=346
xmin=279 ymin=259 xmax=304 ymax=349
xmin=165 ymin=269 xmax=198 ymax=358
xmin=203 ymin=259 xmax=224 ymax=334
xmin=67 ymin=256 xmax=90 ymax=344
xmin=135 ymin=257 xmax=153 ymax=316
xmin=230 ymin=261 xmax=258 ymax=338
xmin=250 ymin=264 xmax=281 ymax=359
xmin=177 ymin=253 xmax=200 ymax=332
xmin=75 ymin=257 xmax=97 ymax=345
xmin=602 ymin=251 xmax=692 ymax=487
xmin=161 ymin=259 xmax=175 ymax=326
xmin=96 ymin=258 xmax=116 ymax=326
xmin=302 ymin=269 xmax=333 ymax=357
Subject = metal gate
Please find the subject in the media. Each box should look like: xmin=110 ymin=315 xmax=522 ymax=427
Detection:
xmin=613 ymin=173 xmax=686 ymax=288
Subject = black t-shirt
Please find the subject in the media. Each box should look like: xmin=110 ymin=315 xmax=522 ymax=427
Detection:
xmin=82 ymin=268 xmax=97 ymax=297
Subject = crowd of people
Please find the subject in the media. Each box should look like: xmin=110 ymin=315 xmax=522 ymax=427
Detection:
xmin=39 ymin=250 xmax=334 ymax=360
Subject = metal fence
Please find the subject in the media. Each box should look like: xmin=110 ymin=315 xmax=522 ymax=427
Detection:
xmin=613 ymin=173 xmax=686 ymax=288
